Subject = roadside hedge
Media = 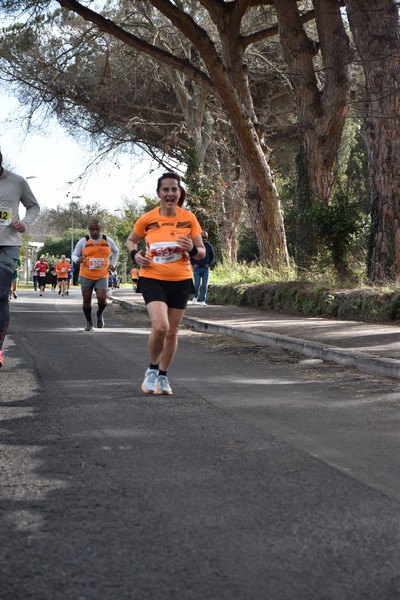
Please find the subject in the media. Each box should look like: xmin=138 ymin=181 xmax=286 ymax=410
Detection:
xmin=207 ymin=283 xmax=400 ymax=323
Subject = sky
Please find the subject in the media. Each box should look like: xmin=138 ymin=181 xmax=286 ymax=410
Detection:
xmin=0 ymin=90 xmax=168 ymax=214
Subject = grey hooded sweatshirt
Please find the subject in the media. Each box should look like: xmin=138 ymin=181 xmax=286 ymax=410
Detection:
xmin=0 ymin=168 xmax=40 ymax=247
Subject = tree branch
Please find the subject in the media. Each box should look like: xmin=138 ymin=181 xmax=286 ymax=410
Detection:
xmin=242 ymin=8 xmax=316 ymax=49
xmin=148 ymin=0 xmax=224 ymax=67
xmin=56 ymin=0 xmax=215 ymax=93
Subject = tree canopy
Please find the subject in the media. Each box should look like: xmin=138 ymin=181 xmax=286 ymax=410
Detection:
xmin=1 ymin=1 xmax=399 ymax=281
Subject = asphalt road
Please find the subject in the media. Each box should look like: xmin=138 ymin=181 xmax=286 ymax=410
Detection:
xmin=1 ymin=289 xmax=400 ymax=600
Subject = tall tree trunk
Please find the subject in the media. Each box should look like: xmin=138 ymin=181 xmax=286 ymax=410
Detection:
xmin=218 ymin=15 xmax=289 ymax=268
xmin=347 ymin=0 xmax=400 ymax=281
xmin=274 ymin=0 xmax=352 ymax=268
xmin=230 ymin=121 xmax=288 ymax=268
xmin=218 ymin=151 xmax=246 ymax=263
xmin=166 ymin=65 xmax=213 ymax=167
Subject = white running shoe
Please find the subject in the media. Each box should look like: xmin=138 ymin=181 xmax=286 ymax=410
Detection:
xmin=141 ymin=368 xmax=158 ymax=394
xmin=191 ymin=298 xmax=198 ymax=304
xmin=156 ymin=375 xmax=173 ymax=395
xmin=199 ymin=301 xmax=207 ymax=306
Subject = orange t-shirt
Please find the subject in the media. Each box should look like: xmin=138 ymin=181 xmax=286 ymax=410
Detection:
xmin=133 ymin=206 xmax=202 ymax=281
xmin=55 ymin=261 xmax=71 ymax=279
xmin=79 ymin=235 xmax=111 ymax=280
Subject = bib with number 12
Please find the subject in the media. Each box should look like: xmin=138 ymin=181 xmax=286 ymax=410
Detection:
xmin=0 ymin=207 xmax=12 ymax=226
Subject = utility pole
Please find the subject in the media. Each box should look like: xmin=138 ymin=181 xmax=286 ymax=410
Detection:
xmin=71 ymin=196 xmax=81 ymax=258
xmin=25 ymin=176 xmax=37 ymax=287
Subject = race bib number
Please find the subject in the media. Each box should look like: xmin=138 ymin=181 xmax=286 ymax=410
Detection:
xmin=0 ymin=207 xmax=12 ymax=226
xmin=39 ymin=272 xmax=46 ymax=277
xmin=89 ymin=257 xmax=105 ymax=269
xmin=150 ymin=242 xmax=183 ymax=264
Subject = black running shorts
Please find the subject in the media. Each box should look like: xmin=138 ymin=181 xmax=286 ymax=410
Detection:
xmin=138 ymin=277 xmax=194 ymax=309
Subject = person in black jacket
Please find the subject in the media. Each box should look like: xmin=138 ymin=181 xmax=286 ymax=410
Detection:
xmin=190 ymin=230 xmax=215 ymax=306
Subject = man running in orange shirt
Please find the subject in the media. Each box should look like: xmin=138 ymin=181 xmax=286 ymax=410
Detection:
xmin=72 ymin=218 xmax=119 ymax=331
xmin=55 ymin=254 xmax=71 ymax=297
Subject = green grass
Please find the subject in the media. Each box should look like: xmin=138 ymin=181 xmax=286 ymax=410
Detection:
xmin=209 ymin=261 xmax=297 ymax=285
xmin=209 ymin=260 xmax=373 ymax=289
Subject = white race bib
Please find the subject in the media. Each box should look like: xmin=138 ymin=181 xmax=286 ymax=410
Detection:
xmin=89 ymin=257 xmax=105 ymax=269
xmin=0 ymin=207 xmax=12 ymax=226
xmin=150 ymin=242 xmax=183 ymax=264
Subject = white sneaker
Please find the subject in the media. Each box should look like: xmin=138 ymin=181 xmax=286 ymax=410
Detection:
xmin=199 ymin=301 xmax=207 ymax=306
xmin=191 ymin=298 xmax=198 ymax=304
xmin=156 ymin=375 xmax=173 ymax=395
xmin=141 ymin=368 xmax=158 ymax=394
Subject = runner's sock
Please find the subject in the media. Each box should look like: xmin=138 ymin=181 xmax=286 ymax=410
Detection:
xmin=97 ymin=303 xmax=106 ymax=315
xmin=83 ymin=307 xmax=92 ymax=322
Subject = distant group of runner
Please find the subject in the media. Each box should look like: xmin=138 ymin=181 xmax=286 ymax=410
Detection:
xmin=0 ymin=149 xmax=212 ymax=395
xmin=30 ymin=254 xmax=73 ymax=297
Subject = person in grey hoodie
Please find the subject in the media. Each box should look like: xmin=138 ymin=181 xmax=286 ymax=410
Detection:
xmin=0 ymin=150 xmax=40 ymax=367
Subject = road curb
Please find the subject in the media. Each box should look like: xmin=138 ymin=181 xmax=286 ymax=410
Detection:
xmin=111 ymin=297 xmax=400 ymax=380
